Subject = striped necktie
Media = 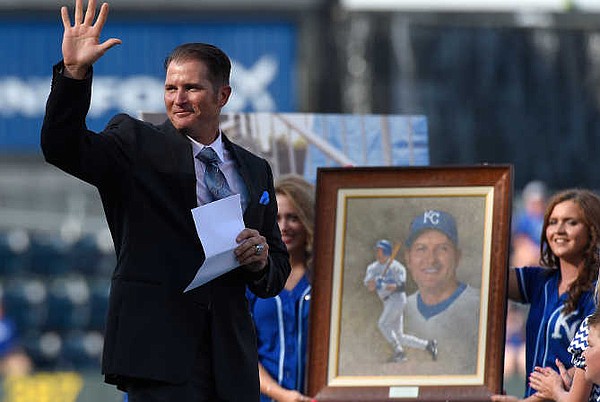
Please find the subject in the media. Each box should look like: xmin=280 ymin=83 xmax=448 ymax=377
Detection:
xmin=196 ymin=147 xmax=234 ymax=201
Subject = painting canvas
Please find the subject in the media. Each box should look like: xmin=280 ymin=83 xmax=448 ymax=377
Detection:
xmin=308 ymin=165 xmax=512 ymax=402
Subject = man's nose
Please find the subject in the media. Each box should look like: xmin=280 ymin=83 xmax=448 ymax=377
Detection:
xmin=423 ymin=249 xmax=437 ymax=264
xmin=174 ymin=90 xmax=187 ymax=104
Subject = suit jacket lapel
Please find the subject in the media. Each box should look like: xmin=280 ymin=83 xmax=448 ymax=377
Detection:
xmin=158 ymin=120 xmax=197 ymax=211
xmin=222 ymin=134 xmax=257 ymax=221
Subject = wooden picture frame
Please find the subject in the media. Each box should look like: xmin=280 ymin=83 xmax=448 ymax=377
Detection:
xmin=308 ymin=165 xmax=513 ymax=402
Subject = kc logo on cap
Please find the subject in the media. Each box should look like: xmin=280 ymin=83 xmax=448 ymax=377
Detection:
xmin=405 ymin=209 xmax=458 ymax=247
xmin=422 ymin=210 xmax=443 ymax=225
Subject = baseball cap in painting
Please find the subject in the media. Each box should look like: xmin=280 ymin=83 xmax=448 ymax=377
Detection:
xmin=405 ymin=210 xmax=458 ymax=247
xmin=375 ymin=239 xmax=392 ymax=256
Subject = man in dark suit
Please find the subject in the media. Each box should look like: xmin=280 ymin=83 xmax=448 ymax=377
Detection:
xmin=40 ymin=1 xmax=291 ymax=401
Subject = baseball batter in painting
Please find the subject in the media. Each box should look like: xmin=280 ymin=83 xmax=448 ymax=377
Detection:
xmin=403 ymin=209 xmax=481 ymax=374
xmin=364 ymin=239 xmax=438 ymax=363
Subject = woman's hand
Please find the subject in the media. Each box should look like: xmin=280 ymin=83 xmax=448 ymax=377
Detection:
xmin=278 ymin=389 xmax=313 ymax=402
xmin=555 ymin=358 xmax=574 ymax=390
xmin=529 ymin=366 xmax=565 ymax=400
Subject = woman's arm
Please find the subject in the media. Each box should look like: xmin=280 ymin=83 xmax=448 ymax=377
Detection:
xmin=507 ymin=267 xmax=524 ymax=302
xmin=258 ymin=363 xmax=312 ymax=402
xmin=564 ymin=368 xmax=594 ymax=402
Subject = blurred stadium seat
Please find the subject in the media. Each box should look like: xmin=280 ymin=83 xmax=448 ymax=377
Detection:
xmin=0 ymin=229 xmax=31 ymax=276
xmin=22 ymin=330 xmax=63 ymax=370
xmin=45 ymin=275 xmax=91 ymax=331
xmin=69 ymin=234 xmax=101 ymax=275
xmin=69 ymin=231 xmax=116 ymax=276
xmin=29 ymin=233 xmax=72 ymax=276
xmin=88 ymin=278 xmax=111 ymax=331
xmin=61 ymin=330 xmax=103 ymax=371
xmin=2 ymin=277 xmax=48 ymax=332
xmin=0 ymin=228 xmax=112 ymax=370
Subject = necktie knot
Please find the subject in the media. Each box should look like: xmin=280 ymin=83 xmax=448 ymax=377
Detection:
xmin=196 ymin=147 xmax=221 ymax=166
xmin=196 ymin=146 xmax=234 ymax=202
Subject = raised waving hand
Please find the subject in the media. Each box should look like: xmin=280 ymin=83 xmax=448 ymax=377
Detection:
xmin=61 ymin=0 xmax=121 ymax=79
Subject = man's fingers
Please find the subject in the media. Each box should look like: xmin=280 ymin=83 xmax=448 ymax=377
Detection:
xmin=236 ymin=228 xmax=260 ymax=242
xmin=235 ymin=236 xmax=269 ymax=260
xmin=235 ymin=230 xmax=266 ymax=255
xmin=233 ymin=229 xmax=267 ymax=270
xmin=235 ymin=239 xmax=268 ymax=270
xmin=237 ymin=242 xmax=268 ymax=261
xmin=83 ymin=0 xmax=98 ymax=26
xmin=95 ymin=4 xmax=122 ymax=52
xmin=100 ymin=38 xmax=123 ymax=53
xmin=94 ymin=2 xmax=109 ymax=30
xmin=61 ymin=6 xmax=72 ymax=29
xmin=74 ymin=0 xmax=84 ymax=25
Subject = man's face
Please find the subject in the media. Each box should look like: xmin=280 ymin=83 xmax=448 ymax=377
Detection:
xmin=583 ymin=324 xmax=600 ymax=384
xmin=404 ymin=229 xmax=460 ymax=296
xmin=164 ymin=59 xmax=231 ymax=142
xmin=376 ymin=247 xmax=388 ymax=264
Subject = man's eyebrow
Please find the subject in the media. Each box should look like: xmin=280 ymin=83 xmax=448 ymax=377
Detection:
xmin=413 ymin=241 xmax=453 ymax=247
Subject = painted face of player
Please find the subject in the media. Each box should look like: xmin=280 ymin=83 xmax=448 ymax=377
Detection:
xmin=583 ymin=323 xmax=600 ymax=384
xmin=164 ymin=59 xmax=231 ymax=142
xmin=376 ymin=247 xmax=389 ymax=264
xmin=545 ymin=200 xmax=589 ymax=266
xmin=276 ymin=194 xmax=308 ymax=257
xmin=404 ymin=229 xmax=461 ymax=300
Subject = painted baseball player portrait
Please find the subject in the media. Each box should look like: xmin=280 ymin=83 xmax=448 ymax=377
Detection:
xmin=334 ymin=192 xmax=486 ymax=379
xmin=363 ymin=239 xmax=438 ymax=363
xmin=403 ymin=209 xmax=481 ymax=375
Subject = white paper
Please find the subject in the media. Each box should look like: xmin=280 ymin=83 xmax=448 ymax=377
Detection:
xmin=185 ymin=194 xmax=245 ymax=292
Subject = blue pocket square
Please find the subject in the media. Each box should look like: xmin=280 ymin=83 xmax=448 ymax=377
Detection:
xmin=259 ymin=191 xmax=270 ymax=205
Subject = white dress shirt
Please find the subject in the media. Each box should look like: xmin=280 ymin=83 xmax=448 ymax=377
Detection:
xmin=188 ymin=133 xmax=249 ymax=210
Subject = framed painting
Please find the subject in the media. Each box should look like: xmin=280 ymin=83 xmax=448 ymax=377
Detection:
xmin=308 ymin=165 xmax=513 ymax=401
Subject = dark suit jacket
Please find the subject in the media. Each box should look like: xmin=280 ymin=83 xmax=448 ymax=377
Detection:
xmin=41 ymin=63 xmax=291 ymax=401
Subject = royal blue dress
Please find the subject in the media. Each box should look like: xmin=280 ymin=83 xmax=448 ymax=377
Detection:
xmin=246 ymin=275 xmax=311 ymax=402
xmin=515 ymin=267 xmax=596 ymax=397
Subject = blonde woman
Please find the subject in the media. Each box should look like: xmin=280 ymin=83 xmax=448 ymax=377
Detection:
xmin=247 ymin=175 xmax=315 ymax=402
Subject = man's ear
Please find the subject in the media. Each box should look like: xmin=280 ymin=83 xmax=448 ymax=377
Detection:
xmin=219 ymin=85 xmax=232 ymax=107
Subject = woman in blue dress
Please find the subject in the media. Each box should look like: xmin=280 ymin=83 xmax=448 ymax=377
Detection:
xmin=492 ymin=189 xmax=600 ymax=402
xmin=246 ymin=174 xmax=314 ymax=402
xmin=527 ymin=298 xmax=600 ymax=402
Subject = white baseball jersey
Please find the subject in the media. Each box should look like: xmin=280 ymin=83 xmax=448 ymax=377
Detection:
xmin=363 ymin=259 xmax=406 ymax=301
xmin=405 ymin=284 xmax=480 ymax=374
xmin=364 ymin=259 xmax=428 ymax=352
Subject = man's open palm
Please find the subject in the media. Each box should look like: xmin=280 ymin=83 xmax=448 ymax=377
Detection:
xmin=61 ymin=0 xmax=121 ymax=79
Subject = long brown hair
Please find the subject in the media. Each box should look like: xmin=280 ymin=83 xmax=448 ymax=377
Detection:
xmin=275 ymin=174 xmax=315 ymax=272
xmin=540 ymin=189 xmax=600 ymax=314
